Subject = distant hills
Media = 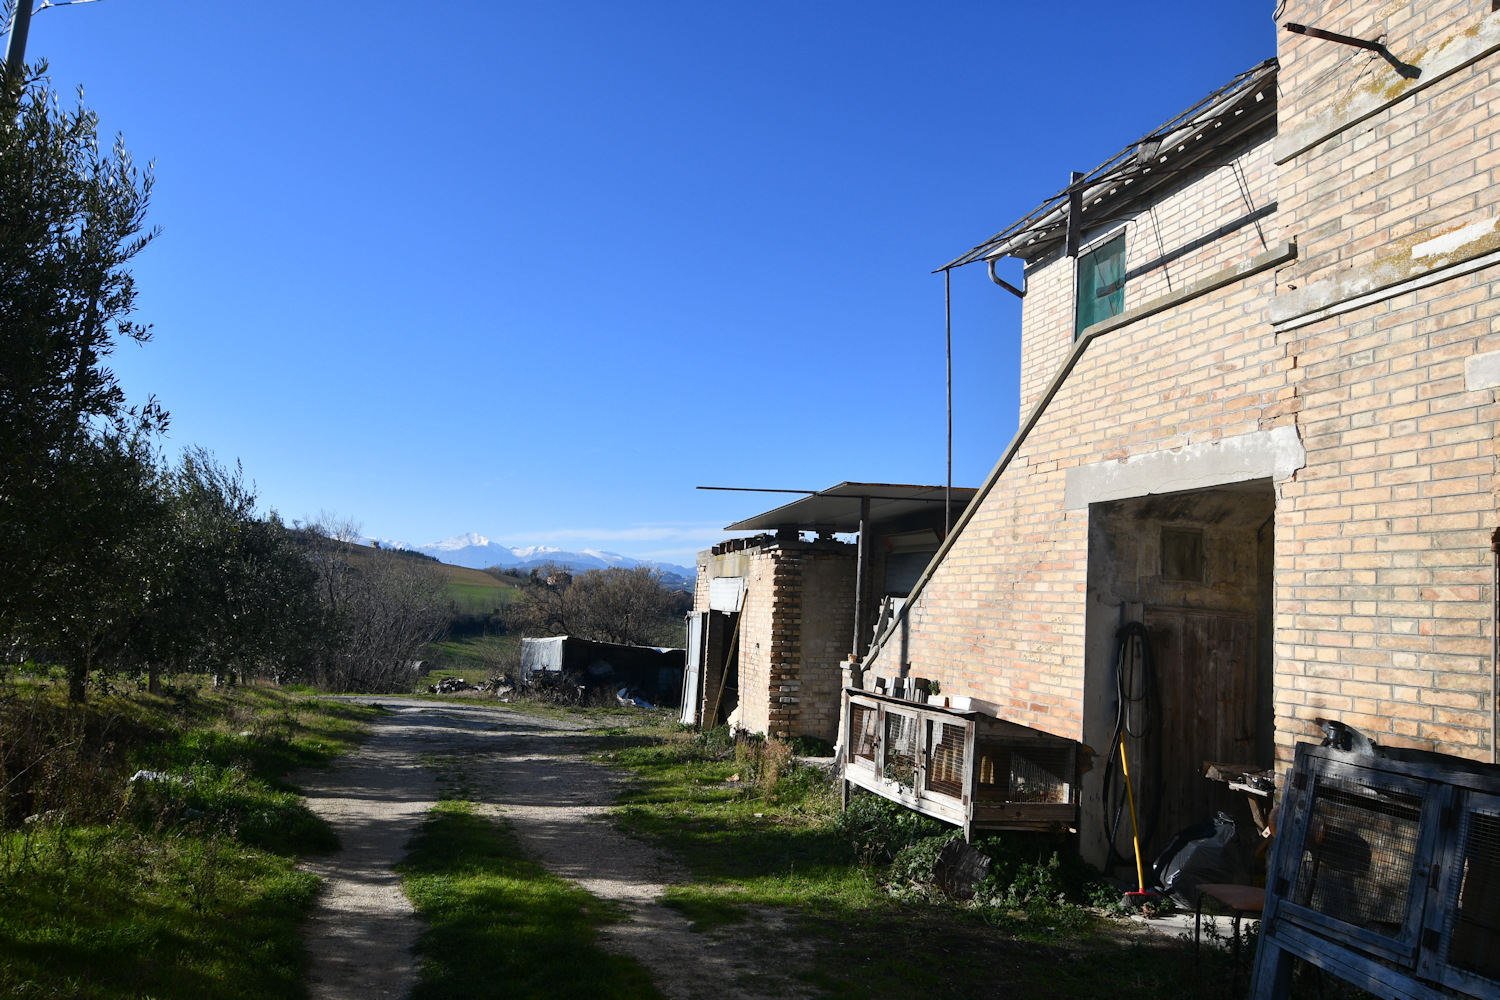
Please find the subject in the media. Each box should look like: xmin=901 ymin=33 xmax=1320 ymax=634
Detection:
xmin=361 ymin=533 xmax=696 ymax=588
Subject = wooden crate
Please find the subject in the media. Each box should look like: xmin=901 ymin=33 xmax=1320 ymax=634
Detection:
xmin=841 ymin=689 xmax=1079 ymax=839
xmin=1251 ymin=743 xmax=1500 ymax=1000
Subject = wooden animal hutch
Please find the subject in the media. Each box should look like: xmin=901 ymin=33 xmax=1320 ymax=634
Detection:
xmin=841 ymin=689 xmax=1080 ymax=839
xmin=1251 ymin=742 xmax=1500 ymax=1000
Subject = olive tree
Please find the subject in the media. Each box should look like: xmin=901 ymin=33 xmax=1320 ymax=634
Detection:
xmin=0 ymin=66 xmax=163 ymax=700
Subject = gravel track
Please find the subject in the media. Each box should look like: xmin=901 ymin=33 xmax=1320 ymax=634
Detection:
xmin=295 ymin=698 xmax=816 ymax=1000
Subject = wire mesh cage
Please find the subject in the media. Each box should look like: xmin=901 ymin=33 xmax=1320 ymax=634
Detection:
xmin=1446 ymin=807 xmax=1500 ymax=983
xmin=1290 ymin=776 xmax=1422 ymax=939
xmin=1252 ymin=743 xmax=1500 ymax=1000
xmin=841 ymin=689 xmax=1079 ymax=836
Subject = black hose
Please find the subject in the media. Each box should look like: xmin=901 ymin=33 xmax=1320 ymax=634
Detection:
xmin=1101 ymin=621 xmax=1161 ymax=877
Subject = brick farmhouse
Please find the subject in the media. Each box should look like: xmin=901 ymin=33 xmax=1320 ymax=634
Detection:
xmin=846 ymin=1 xmax=1500 ymax=867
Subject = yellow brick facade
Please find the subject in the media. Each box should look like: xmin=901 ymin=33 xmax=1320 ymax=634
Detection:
xmin=863 ymin=2 xmax=1500 ymax=854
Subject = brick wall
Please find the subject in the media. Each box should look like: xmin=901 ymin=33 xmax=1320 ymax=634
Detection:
xmin=873 ymin=258 xmax=1290 ymax=740
xmin=734 ymin=548 xmax=779 ymax=736
xmin=1018 ymin=130 xmax=1280 ymax=419
xmin=1270 ymin=0 xmax=1500 ymax=761
xmin=796 ymin=549 xmax=857 ymax=740
xmin=1278 ymin=2 xmax=1500 ymax=290
xmin=695 ymin=540 xmax=856 ymax=740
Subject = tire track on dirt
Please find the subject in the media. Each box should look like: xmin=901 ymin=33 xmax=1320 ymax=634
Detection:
xmin=296 ymin=699 xmax=816 ymax=1000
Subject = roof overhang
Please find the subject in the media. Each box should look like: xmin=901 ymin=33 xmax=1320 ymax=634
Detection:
xmin=943 ymin=58 xmax=1278 ymax=269
xmin=724 ymin=482 xmax=978 ymax=533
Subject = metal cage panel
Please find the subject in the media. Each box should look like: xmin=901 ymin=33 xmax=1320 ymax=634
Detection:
xmin=1252 ymin=744 xmax=1500 ymax=1000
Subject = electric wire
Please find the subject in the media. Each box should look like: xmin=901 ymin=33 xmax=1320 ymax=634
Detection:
xmin=1101 ymin=621 xmax=1162 ymax=876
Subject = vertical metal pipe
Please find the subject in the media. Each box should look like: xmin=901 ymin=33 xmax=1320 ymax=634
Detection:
xmin=4 ymin=0 xmax=34 ymax=89
xmin=945 ymin=268 xmax=952 ymax=538
xmin=1492 ymin=529 xmax=1499 ymax=763
xmin=853 ymin=495 xmax=871 ymax=659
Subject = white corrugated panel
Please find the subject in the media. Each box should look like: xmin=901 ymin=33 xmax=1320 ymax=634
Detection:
xmin=708 ymin=576 xmax=745 ymax=613
xmin=519 ymin=636 xmax=566 ymax=675
xmin=680 ymin=612 xmax=704 ymax=726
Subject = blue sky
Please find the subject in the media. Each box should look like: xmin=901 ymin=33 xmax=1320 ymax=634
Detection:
xmin=21 ymin=1 xmax=1274 ymax=566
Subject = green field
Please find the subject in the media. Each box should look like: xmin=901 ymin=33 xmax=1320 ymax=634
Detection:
xmin=437 ymin=563 xmax=519 ymax=612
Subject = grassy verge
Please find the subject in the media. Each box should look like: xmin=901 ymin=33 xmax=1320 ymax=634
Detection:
xmin=398 ymin=800 xmax=661 ymax=1000
xmin=604 ymin=725 xmax=1282 ymax=1000
xmin=0 ymin=678 xmax=378 ymax=999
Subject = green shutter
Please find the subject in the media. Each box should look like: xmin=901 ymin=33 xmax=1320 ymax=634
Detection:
xmin=1075 ymin=233 xmax=1126 ymax=338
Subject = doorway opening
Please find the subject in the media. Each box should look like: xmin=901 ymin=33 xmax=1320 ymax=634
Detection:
xmin=1081 ymin=481 xmax=1275 ymax=871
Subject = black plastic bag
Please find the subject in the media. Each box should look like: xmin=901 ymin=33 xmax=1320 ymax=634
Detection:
xmin=1154 ymin=811 xmax=1252 ymax=909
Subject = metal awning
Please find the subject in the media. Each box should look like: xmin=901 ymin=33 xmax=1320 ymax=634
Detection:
xmin=724 ymin=482 xmax=978 ymax=533
xmin=942 ymin=57 xmax=1278 ymax=269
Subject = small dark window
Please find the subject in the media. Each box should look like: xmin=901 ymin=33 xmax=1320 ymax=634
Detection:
xmin=1075 ymin=232 xmax=1126 ymax=337
xmin=1161 ymin=527 xmax=1204 ymax=583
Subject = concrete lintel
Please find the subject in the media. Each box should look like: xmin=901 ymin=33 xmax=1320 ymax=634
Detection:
xmin=1274 ymin=13 xmax=1500 ymax=165
xmin=1465 ymin=350 xmax=1500 ymax=391
xmin=1063 ymin=427 xmax=1305 ymax=510
xmin=1271 ymin=217 xmax=1500 ymax=328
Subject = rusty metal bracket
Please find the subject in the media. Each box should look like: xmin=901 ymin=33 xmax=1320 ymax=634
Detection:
xmin=1284 ymin=23 xmax=1421 ymax=79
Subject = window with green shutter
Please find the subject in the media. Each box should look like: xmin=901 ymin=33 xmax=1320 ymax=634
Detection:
xmin=1075 ymin=232 xmax=1125 ymax=338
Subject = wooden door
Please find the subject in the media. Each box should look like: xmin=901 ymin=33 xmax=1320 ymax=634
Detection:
xmin=1139 ymin=606 xmax=1258 ymax=858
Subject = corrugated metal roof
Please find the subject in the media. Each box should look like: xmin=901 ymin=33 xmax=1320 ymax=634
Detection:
xmin=943 ymin=58 xmax=1278 ymax=269
xmin=724 ymin=482 xmax=979 ymax=532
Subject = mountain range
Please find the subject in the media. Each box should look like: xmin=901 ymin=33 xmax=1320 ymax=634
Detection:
xmin=361 ymin=533 xmax=696 ymax=585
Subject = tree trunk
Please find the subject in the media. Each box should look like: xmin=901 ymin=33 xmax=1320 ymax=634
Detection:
xmin=68 ymin=657 xmax=87 ymax=703
xmin=148 ymin=664 xmax=161 ymax=695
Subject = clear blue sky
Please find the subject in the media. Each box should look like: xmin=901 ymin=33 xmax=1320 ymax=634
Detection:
xmin=23 ymin=1 xmax=1274 ymax=566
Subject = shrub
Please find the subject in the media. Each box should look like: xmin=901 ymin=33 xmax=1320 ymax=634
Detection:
xmin=833 ymin=789 xmax=950 ymax=866
xmin=970 ymin=833 xmax=1121 ymax=912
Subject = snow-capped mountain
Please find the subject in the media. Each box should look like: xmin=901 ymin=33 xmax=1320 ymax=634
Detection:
xmin=360 ymin=533 xmax=693 ymax=582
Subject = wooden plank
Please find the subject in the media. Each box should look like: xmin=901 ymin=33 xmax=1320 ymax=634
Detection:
xmin=1263 ymin=925 xmax=1451 ymax=1000
xmin=1303 ymin=743 xmax=1500 ymax=796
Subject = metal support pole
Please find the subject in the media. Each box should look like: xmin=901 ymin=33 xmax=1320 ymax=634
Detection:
xmin=1065 ymin=170 xmax=1085 ymax=258
xmin=852 ymin=495 xmax=871 ymax=659
xmin=4 ymin=0 xmax=34 ymax=89
xmin=945 ymin=268 xmax=952 ymax=538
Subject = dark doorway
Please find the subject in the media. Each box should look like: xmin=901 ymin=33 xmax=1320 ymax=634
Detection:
xmin=1083 ymin=481 xmax=1275 ymax=868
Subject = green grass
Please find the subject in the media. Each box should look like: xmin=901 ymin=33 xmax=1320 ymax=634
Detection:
xmin=0 ymin=680 xmax=379 ymax=999
xmin=398 ymin=800 xmax=662 ymax=1000
xmin=600 ymin=725 xmax=1274 ymax=1000
xmin=0 ymin=826 xmax=320 ymax=998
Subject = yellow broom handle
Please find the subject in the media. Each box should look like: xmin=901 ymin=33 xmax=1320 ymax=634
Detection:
xmin=1120 ymin=735 xmax=1146 ymax=894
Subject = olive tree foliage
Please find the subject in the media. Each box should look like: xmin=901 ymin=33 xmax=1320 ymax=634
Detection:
xmin=132 ymin=450 xmax=322 ymax=691
xmin=0 ymin=66 xmax=165 ymax=699
xmin=299 ymin=517 xmax=451 ymax=692
xmin=506 ymin=563 xmax=684 ymax=648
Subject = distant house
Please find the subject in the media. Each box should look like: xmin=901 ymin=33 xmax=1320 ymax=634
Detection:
xmin=846 ymin=2 xmax=1500 ymax=866
xmin=681 ymin=483 xmax=975 ymax=742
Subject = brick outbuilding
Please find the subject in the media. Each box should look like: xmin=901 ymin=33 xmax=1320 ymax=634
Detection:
xmin=683 ymin=483 xmax=974 ymax=742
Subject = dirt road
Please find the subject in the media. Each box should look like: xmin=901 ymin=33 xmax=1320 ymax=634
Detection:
xmin=294 ymin=698 xmax=814 ymax=1000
